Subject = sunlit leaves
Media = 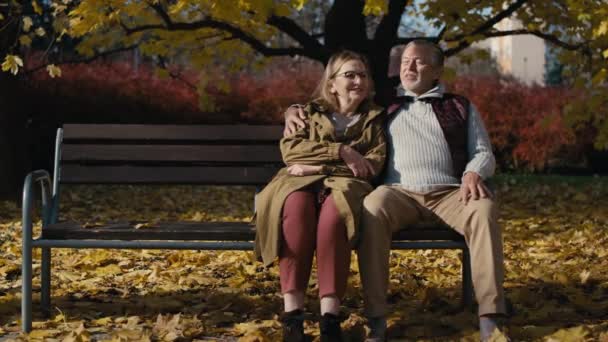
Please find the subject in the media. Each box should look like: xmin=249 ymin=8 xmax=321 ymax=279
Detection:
xmin=22 ymin=16 xmax=33 ymax=32
xmin=363 ymin=0 xmax=387 ymax=16
xmin=2 ymin=0 xmax=607 ymax=151
xmin=46 ymin=64 xmax=62 ymax=78
xmin=34 ymin=27 xmax=45 ymax=37
xmin=594 ymin=20 xmax=608 ymax=38
xmin=31 ymin=0 xmax=43 ymax=15
xmin=1 ymin=55 xmax=23 ymax=75
xmin=291 ymin=0 xmax=308 ymax=11
xmin=18 ymin=35 xmax=32 ymax=47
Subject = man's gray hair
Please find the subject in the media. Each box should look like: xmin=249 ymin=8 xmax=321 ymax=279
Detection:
xmin=404 ymin=40 xmax=445 ymax=67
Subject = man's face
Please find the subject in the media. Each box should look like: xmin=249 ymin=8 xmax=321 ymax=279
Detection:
xmin=400 ymin=44 xmax=443 ymax=95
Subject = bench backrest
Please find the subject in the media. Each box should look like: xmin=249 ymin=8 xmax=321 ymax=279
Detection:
xmin=56 ymin=124 xmax=284 ymax=185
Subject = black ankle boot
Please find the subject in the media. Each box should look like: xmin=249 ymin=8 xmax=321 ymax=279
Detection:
xmin=281 ymin=309 xmax=305 ymax=342
xmin=320 ymin=313 xmax=343 ymax=342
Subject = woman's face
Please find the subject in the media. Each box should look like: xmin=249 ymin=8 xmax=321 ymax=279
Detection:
xmin=329 ymin=59 xmax=370 ymax=109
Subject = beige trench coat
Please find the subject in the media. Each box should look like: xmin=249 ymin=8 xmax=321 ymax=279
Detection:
xmin=254 ymin=101 xmax=387 ymax=266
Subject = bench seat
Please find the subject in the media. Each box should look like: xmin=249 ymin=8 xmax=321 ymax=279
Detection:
xmin=42 ymin=221 xmax=464 ymax=242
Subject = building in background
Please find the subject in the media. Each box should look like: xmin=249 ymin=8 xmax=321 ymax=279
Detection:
xmin=390 ymin=17 xmax=549 ymax=85
xmin=476 ymin=18 xmax=546 ymax=85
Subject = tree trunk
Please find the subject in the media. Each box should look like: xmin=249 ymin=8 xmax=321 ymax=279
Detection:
xmin=324 ymin=0 xmax=368 ymax=53
xmin=0 ymin=9 xmax=29 ymax=200
xmin=323 ymin=0 xmax=402 ymax=105
xmin=0 ymin=75 xmax=29 ymax=201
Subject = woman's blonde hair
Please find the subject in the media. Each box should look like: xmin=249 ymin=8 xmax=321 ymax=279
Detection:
xmin=312 ymin=50 xmax=374 ymax=113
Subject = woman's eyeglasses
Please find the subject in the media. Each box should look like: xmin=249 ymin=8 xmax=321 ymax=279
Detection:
xmin=335 ymin=71 xmax=368 ymax=80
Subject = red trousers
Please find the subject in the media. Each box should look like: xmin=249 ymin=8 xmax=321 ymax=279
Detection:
xmin=279 ymin=190 xmax=351 ymax=298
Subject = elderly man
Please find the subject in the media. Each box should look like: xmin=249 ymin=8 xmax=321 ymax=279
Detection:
xmin=285 ymin=40 xmax=507 ymax=341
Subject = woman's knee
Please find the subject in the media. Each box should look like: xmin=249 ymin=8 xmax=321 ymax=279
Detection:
xmin=283 ymin=191 xmax=316 ymax=220
xmin=282 ymin=191 xmax=317 ymax=247
xmin=317 ymin=195 xmax=347 ymax=239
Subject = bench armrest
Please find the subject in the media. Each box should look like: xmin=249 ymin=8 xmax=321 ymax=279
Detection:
xmin=22 ymin=170 xmax=53 ymax=239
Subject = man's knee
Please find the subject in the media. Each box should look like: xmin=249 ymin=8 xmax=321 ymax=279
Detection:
xmin=360 ymin=187 xmax=395 ymax=239
xmin=363 ymin=186 xmax=394 ymax=218
xmin=466 ymin=198 xmax=497 ymax=222
xmin=464 ymin=198 xmax=501 ymax=240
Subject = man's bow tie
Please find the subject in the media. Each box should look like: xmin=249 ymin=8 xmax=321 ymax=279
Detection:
xmin=397 ymin=95 xmax=434 ymax=103
xmin=387 ymin=95 xmax=436 ymax=114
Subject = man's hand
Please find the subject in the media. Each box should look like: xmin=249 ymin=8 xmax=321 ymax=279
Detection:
xmin=339 ymin=145 xmax=375 ymax=179
xmin=283 ymin=105 xmax=307 ymax=137
xmin=459 ymin=172 xmax=492 ymax=204
xmin=287 ymin=164 xmax=323 ymax=176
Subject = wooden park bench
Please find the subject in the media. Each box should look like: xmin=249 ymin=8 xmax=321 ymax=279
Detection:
xmin=21 ymin=124 xmax=472 ymax=332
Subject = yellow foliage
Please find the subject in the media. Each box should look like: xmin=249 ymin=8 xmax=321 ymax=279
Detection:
xmin=35 ymin=27 xmax=46 ymax=37
xmin=594 ymin=20 xmax=608 ymax=37
xmin=22 ymin=17 xmax=33 ymax=32
xmin=1 ymin=55 xmax=24 ymax=75
xmin=46 ymin=64 xmax=62 ymax=78
xmin=18 ymin=35 xmax=32 ymax=47
xmin=32 ymin=1 xmax=43 ymax=15
xmin=0 ymin=179 xmax=607 ymax=340
xmin=363 ymin=0 xmax=387 ymax=16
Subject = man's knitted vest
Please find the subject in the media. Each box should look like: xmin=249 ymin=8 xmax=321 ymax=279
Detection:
xmin=386 ymin=93 xmax=470 ymax=177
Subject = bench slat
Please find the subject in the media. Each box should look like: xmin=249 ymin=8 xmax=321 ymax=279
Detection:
xmin=42 ymin=222 xmax=255 ymax=240
xmin=62 ymin=145 xmax=283 ymax=163
xmin=62 ymin=124 xmax=283 ymax=141
xmin=42 ymin=221 xmax=464 ymax=242
xmin=60 ymin=165 xmax=281 ymax=184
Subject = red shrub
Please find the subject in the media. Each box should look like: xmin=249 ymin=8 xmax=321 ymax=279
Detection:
xmin=20 ymin=56 xmax=581 ymax=171
xmin=447 ymin=77 xmax=578 ymax=171
xmin=24 ymin=58 xmax=202 ymax=123
xmin=211 ymin=59 xmax=322 ymax=123
xmin=23 ymin=56 xmax=322 ymax=124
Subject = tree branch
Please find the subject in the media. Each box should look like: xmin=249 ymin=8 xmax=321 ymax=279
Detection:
xmin=444 ymin=29 xmax=592 ymax=57
xmin=121 ymin=3 xmax=317 ymax=60
xmin=157 ymin=56 xmax=197 ymax=91
xmin=443 ymin=0 xmax=531 ymax=56
xmin=481 ymin=29 xmax=586 ymax=51
xmin=0 ymin=16 xmax=15 ymax=32
xmin=267 ymin=15 xmax=324 ymax=52
xmin=448 ymin=0 xmax=529 ymax=41
xmin=23 ymin=44 xmax=139 ymax=75
xmin=437 ymin=25 xmax=447 ymax=40
xmin=374 ymin=0 xmax=409 ymax=43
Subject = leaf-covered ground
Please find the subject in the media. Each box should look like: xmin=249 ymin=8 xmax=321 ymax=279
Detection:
xmin=1 ymin=175 xmax=607 ymax=341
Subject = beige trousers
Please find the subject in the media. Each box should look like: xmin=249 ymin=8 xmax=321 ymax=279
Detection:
xmin=357 ymin=185 xmax=506 ymax=317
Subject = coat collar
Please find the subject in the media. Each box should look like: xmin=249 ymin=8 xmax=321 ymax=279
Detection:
xmin=305 ymin=100 xmax=385 ymax=140
xmin=307 ymin=100 xmax=385 ymax=124
xmin=387 ymin=84 xmax=445 ymax=116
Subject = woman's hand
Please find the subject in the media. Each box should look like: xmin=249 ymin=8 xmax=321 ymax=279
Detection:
xmin=283 ymin=105 xmax=307 ymax=137
xmin=339 ymin=145 xmax=375 ymax=179
xmin=287 ymin=164 xmax=323 ymax=176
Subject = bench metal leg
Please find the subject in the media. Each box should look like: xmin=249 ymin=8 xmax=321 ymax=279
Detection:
xmin=462 ymin=247 xmax=474 ymax=312
xmin=41 ymin=247 xmax=51 ymax=317
xmin=22 ymin=227 xmax=33 ymax=333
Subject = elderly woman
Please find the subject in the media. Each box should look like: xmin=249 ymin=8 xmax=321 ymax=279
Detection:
xmin=255 ymin=50 xmax=386 ymax=341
